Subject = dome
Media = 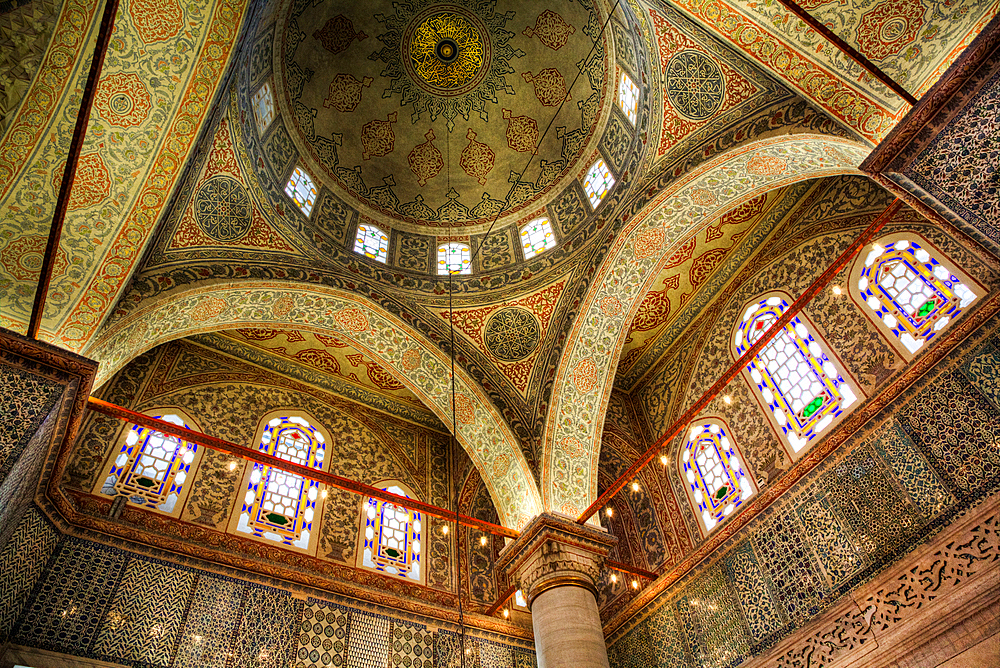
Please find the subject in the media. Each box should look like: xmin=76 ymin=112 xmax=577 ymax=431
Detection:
xmin=270 ymin=0 xmax=622 ymax=235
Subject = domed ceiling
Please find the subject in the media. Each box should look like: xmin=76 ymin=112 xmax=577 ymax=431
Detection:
xmin=274 ymin=0 xmax=613 ymax=232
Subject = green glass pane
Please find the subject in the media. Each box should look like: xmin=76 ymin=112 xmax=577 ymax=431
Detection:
xmin=803 ymin=396 xmax=825 ymax=418
xmin=266 ymin=512 xmax=289 ymax=526
xmin=918 ymin=299 xmax=936 ymax=318
xmin=137 ymin=477 xmax=156 ymax=488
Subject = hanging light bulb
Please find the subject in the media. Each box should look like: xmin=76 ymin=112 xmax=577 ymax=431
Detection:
xmin=631 ymin=481 xmax=640 ymax=492
xmin=502 ymin=608 xmax=509 ymax=619
xmin=659 ymin=454 xmax=668 ymax=465
xmin=605 ymin=506 xmax=613 ymax=517
xmin=611 ymin=572 xmax=618 ymax=584
xmin=227 ymin=461 xmax=237 ymax=471
xmin=832 ymin=285 xmax=843 ymax=295
xmin=631 ymin=579 xmax=639 ymax=589
xmin=442 ymin=525 xmax=449 ymax=535
xmin=723 ymin=395 xmax=732 ymax=405
xmin=479 ymin=535 xmax=488 ymax=546
xmin=321 ymin=489 xmax=328 ymax=499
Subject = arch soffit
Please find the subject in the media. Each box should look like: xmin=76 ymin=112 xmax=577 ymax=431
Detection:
xmin=541 ymin=134 xmax=871 ymax=516
xmin=84 ymin=282 xmax=543 ymax=530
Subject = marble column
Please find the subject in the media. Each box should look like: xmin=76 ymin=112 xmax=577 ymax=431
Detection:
xmin=497 ymin=513 xmax=617 ymax=668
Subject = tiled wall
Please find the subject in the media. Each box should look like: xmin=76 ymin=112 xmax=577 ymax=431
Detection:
xmin=606 ymin=314 xmax=1000 ymax=668
xmin=3 ymin=507 xmax=536 ymax=668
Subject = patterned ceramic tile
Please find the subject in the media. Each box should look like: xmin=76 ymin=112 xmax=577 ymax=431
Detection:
xmin=476 ymin=637 xmax=513 ymax=668
xmin=15 ymin=539 xmax=128 ymax=654
xmin=0 ymin=507 xmax=60 ymax=641
xmin=389 ymin=618 xmax=434 ymax=668
xmin=723 ymin=541 xmax=785 ymax=644
xmin=870 ymin=422 xmax=954 ymax=520
xmin=93 ymin=557 xmax=196 ymax=666
xmin=676 ymin=566 xmax=750 ymax=667
xmin=959 ymin=338 xmax=1000 ymax=412
xmin=899 ymin=371 xmax=1000 ymax=498
xmin=611 ymin=622 xmax=653 ymax=668
xmin=295 ymin=601 xmax=351 ymax=668
xmin=0 ymin=363 xmax=63 ymax=480
xmin=174 ymin=574 xmax=244 ymax=668
xmin=645 ymin=601 xmax=691 ymax=667
xmin=231 ymin=585 xmax=301 ymax=668
xmin=346 ymin=611 xmax=391 ymax=668
xmin=752 ymin=508 xmax=828 ymax=624
xmin=796 ymin=494 xmax=865 ymax=587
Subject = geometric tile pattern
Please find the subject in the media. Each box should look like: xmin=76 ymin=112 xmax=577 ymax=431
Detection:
xmin=752 ymin=508 xmax=827 ymax=624
xmin=724 ymin=542 xmax=784 ymax=644
xmin=173 ymin=574 xmax=245 ymax=668
xmin=476 ymin=637 xmax=513 ymax=668
xmin=796 ymin=494 xmax=864 ymax=588
xmin=231 ymin=585 xmax=301 ymax=668
xmin=345 ymin=611 xmax=391 ymax=668
xmin=676 ymin=566 xmax=750 ymax=667
xmin=93 ymin=558 xmax=196 ymax=666
xmin=645 ymin=603 xmax=689 ymax=667
xmin=959 ymin=337 xmax=1000 ymax=412
xmin=0 ymin=507 xmax=59 ymax=642
xmin=0 ymin=362 xmax=63 ymax=481
xmin=295 ymin=601 xmax=351 ymax=668
xmin=389 ymin=618 xmax=434 ymax=668
xmin=15 ymin=539 xmax=129 ymax=654
xmin=870 ymin=422 xmax=954 ymax=520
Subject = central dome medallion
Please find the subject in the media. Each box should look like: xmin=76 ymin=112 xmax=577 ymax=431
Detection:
xmin=276 ymin=0 xmax=614 ymax=233
xmin=405 ymin=8 xmax=490 ymax=95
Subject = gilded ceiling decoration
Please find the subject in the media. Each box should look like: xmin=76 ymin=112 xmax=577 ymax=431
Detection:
xmin=274 ymin=0 xmax=613 ymax=232
xmin=0 ymin=0 xmax=251 ymax=346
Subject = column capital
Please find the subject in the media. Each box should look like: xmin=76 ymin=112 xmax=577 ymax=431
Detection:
xmin=496 ymin=512 xmax=617 ymax=606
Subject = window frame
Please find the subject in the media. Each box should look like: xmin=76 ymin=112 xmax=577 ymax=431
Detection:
xmin=284 ymin=163 xmax=318 ymax=218
xmin=519 ymin=217 xmax=557 ymax=260
xmin=355 ymin=480 xmax=426 ymax=585
xmin=94 ymin=407 xmax=204 ymax=518
xmin=731 ymin=291 xmax=864 ymax=460
xmin=227 ymin=410 xmax=331 ymax=555
xmin=617 ymin=69 xmax=639 ymax=126
xmin=583 ymin=157 xmax=615 ymax=210
xmin=679 ymin=417 xmax=755 ymax=536
xmin=437 ymin=242 xmax=472 ymax=275
xmin=848 ymin=232 xmax=983 ymax=361
xmin=354 ymin=223 xmax=390 ymax=263
xmin=251 ymin=79 xmax=277 ymax=136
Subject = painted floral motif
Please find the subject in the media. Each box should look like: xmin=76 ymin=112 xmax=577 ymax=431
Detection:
xmin=313 ymin=14 xmax=367 ymax=55
xmin=571 ymin=357 xmax=600 ymax=394
xmin=335 ymin=307 xmax=370 ymax=334
xmin=522 ymin=68 xmax=569 ymax=106
xmin=856 ymin=0 xmax=928 ymax=60
xmin=54 ymin=153 xmax=111 ymax=211
xmin=746 ymin=153 xmax=787 ymax=177
xmin=324 ymin=74 xmax=373 ymax=113
xmin=361 ymin=112 xmax=397 ymax=160
xmin=408 ymin=130 xmax=443 ymax=187
xmin=523 ymin=10 xmax=575 ymax=50
xmin=0 ymin=235 xmax=68 ymax=281
xmin=502 ymin=108 xmax=538 ymax=153
xmin=94 ymin=72 xmax=153 ymax=128
xmin=459 ymin=129 xmax=495 ymax=185
xmin=129 ymin=0 xmax=183 ymax=43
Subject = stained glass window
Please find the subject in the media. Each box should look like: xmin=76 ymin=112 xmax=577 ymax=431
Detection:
xmin=285 ymin=165 xmax=318 ymax=217
xmin=682 ymin=420 xmax=754 ymax=533
xmin=583 ymin=159 xmax=614 ymax=209
xmin=855 ymin=236 xmax=978 ymax=356
xmin=734 ymin=294 xmax=858 ymax=453
xmin=360 ymin=484 xmax=423 ymax=583
xmin=99 ymin=413 xmax=198 ymax=515
xmin=618 ymin=71 xmax=639 ymax=125
xmin=520 ymin=218 xmax=556 ymax=259
xmin=514 ymin=589 xmax=528 ymax=608
xmin=354 ymin=223 xmax=389 ymax=262
xmin=234 ymin=415 xmax=326 ymax=551
xmin=252 ymin=81 xmax=276 ymax=136
xmin=437 ymin=242 xmax=471 ymax=275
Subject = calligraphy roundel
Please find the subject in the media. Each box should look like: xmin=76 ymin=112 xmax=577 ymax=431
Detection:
xmin=484 ymin=307 xmax=541 ymax=361
xmin=665 ymin=51 xmax=725 ymax=121
xmin=194 ymin=176 xmax=253 ymax=242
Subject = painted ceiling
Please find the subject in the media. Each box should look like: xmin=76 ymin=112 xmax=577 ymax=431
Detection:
xmin=0 ymin=0 xmax=995 ymax=533
xmin=275 ymin=0 xmax=613 ymax=233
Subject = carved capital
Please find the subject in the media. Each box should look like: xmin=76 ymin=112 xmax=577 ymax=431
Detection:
xmin=496 ymin=512 xmax=616 ymax=606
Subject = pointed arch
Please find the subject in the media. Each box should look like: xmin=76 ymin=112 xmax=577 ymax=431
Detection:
xmin=848 ymin=231 xmax=983 ymax=359
xmin=541 ymin=134 xmax=871 ymax=517
xmin=86 ymin=282 xmax=542 ymax=530
xmin=356 ymin=480 xmax=425 ymax=584
xmin=680 ymin=417 xmax=755 ymax=536
xmin=731 ymin=291 xmax=862 ymax=458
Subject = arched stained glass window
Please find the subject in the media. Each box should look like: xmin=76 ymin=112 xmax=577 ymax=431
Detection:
xmin=681 ymin=420 xmax=754 ymax=533
xmin=98 ymin=413 xmax=200 ymax=516
xmin=733 ymin=294 xmax=859 ymax=454
xmin=252 ymin=81 xmax=276 ymax=136
xmin=232 ymin=415 xmax=326 ymax=551
xmin=520 ymin=218 xmax=556 ymax=259
xmin=437 ymin=242 xmax=471 ymax=275
xmin=617 ymin=71 xmax=639 ymax=125
xmin=285 ymin=164 xmax=318 ymax=217
xmin=354 ymin=223 xmax=389 ymax=262
xmin=853 ymin=235 xmax=979 ymax=357
xmin=583 ymin=159 xmax=615 ymax=209
xmin=358 ymin=484 xmax=423 ymax=583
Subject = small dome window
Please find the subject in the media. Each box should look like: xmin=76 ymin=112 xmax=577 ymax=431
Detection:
xmin=438 ymin=242 xmax=471 ymax=275
xmin=583 ymin=159 xmax=615 ymax=209
xmin=617 ymin=71 xmax=639 ymax=125
xmin=252 ymin=81 xmax=276 ymax=136
xmin=285 ymin=164 xmax=318 ymax=217
xmin=520 ymin=218 xmax=556 ymax=259
xmin=354 ymin=224 xmax=389 ymax=263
